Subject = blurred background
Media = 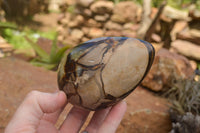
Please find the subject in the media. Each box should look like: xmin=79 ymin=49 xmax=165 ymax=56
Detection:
xmin=0 ymin=0 xmax=200 ymax=132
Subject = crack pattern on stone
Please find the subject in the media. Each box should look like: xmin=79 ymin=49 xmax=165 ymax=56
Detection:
xmin=58 ymin=37 xmax=155 ymax=110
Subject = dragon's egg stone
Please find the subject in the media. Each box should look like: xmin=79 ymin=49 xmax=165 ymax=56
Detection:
xmin=58 ymin=37 xmax=155 ymax=110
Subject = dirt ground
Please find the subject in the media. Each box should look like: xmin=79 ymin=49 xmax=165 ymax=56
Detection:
xmin=26 ymin=12 xmax=61 ymax=31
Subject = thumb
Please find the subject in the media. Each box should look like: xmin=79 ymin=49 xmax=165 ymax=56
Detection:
xmin=5 ymin=91 xmax=67 ymax=132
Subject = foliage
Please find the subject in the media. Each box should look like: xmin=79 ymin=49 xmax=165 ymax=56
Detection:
xmin=197 ymin=0 xmax=200 ymax=10
xmin=1 ymin=28 xmax=56 ymax=50
xmin=26 ymin=35 xmax=71 ymax=70
xmin=0 ymin=22 xmax=17 ymax=30
xmin=163 ymin=78 xmax=200 ymax=115
xmin=108 ymin=0 xmax=200 ymax=9
xmin=154 ymin=0 xmax=200 ymax=9
xmin=1 ymin=25 xmax=71 ymax=70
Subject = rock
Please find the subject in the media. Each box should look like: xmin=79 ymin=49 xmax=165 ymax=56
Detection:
xmin=58 ymin=37 xmax=155 ymax=110
xmin=111 ymin=1 xmax=138 ymax=24
xmin=76 ymin=5 xmax=93 ymax=17
xmin=60 ymin=17 xmax=70 ymax=26
xmin=59 ymin=3 xmax=68 ymax=13
xmin=123 ymin=23 xmax=139 ymax=31
xmin=151 ymin=33 xmax=161 ymax=43
xmin=189 ymin=6 xmax=200 ymax=20
xmin=0 ymin=57 xmax=58 ymax=132
xmin=116 ymin=87 xmax=171 ymax=133
xmin=57 ymin=26 xmax=69 ymax=37
xmin=68 ymin=15 xmax=84 ymax=28
xmin=82 ymin=9 xmax=93 ymax=17
xmin=57 ymin=26 xmax=70 ymax=43
xmin=189 ymin=29 xmax=200 ymax=38
xmin=105 ymin=21 xmax=123 ymax=30
xmin=0 ymin=36 xmax=13 ymax=58
xmin=71 ymin=29 xmax=84 ymax=40
xmin=81 ymin=27 xmax=90 ymax=35
xmin=163 ymin=5 xmax=189 ymax=20
xmin=171 ymin=20 xmax=188 ymax=41
xmin=177 ymin=28 xmax=200 ymax=45
xmin=87 ymin=28 xmax=104 ymax=38
xmin=105 ymin=30 xmax=123 ymax=37
xmin=85 ymin=19 xmax=102 ymax=27
xmin=90 ymin=1 xmax=114 ymax=14
xmin=49 ymin=0 xmax=66 ymax=11
xmin=142 ymin=48 xmax=194 ymax=91
xmin=77 ymin=0 xmax=94 ymax=7
xmin=65 ymin=0 xmax=76 ymax=5
xmin=123 ymin=23 xmax=134 ymax=29
xmin=122 ymin=30 xmax=136 ymax=38
xmin=64 ymin=35 xmax=80 ymax=46
xmin=81 ymin=37 xmax=90 ymax=43
xmin=59 ymin=13 xmax=71 ymax=26
xmin=171 ymin=40 xmax=200 ymax=60
xmin=57 ymin=35 xmax=65 ymax=42
xmin=94 ymin=14 xmax=109 ymax=22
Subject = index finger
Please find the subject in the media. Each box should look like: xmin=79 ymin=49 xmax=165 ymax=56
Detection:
xmin=97 ymin=101 xmax=127 ymax=133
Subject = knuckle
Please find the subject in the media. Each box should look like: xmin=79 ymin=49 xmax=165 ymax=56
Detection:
xmin=26 ymin=90 xmax=39 ymax=100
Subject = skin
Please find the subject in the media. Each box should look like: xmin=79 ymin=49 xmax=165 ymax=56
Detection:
xmin=5 ymin=90 xmax=127 ymax=133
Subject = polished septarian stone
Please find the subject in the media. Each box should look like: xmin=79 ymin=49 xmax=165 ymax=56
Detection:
xmin=58 ymin=37 xmax=155 ymax=110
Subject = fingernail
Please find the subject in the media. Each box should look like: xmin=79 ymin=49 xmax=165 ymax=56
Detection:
xmin=53 ymin=91 xmax=60 ymax=96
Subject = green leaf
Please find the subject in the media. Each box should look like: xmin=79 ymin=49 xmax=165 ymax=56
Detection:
xmin=30 ymin=60 xmax=56 ymax=70
xmin=25 ymin=36 xmax=50 ymax=62
xmin=50 ymin=34 xmax=58 ymax=59
xmin=0 ymin=22 xmax=17 ymax=29
xmin=37 ymin=30 xmax=57 ymax=40
xmin=2 ymin=29 xmax=32 ymax=49
xmin=50 ymin=45 xmax=71 ymax=64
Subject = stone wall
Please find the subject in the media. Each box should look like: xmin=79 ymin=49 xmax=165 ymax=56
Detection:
xmin=57 ymin=0 xmax=140 ymax=46
xmin=57 ymin=1 xmax=200 ymax=64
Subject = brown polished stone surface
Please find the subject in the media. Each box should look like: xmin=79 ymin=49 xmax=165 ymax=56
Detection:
xmin=58 ymin=37 xmax=155 ymax=110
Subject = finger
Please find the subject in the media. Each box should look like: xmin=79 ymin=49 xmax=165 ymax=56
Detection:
xmin=37 ymin=120 xmax=58 ymax=133
xmin=31 ymin=91 xmax=67 ymax=114
xmin=59 ymin=106 xmax=90 ymax=133
xmin=5 ymin=91 xmax=67 ymax=132
xmin=37 ymin=109 xmax=65 ymax=133
xmin=42 ymin=96 xmax=68 ymax=124
xmin=42 ymin=104 xmax=66 ymax=124
xmin=97 ymin=101 xmax=127 ymax=133
xmin=84 ymin=107 xmax=111 ymax=133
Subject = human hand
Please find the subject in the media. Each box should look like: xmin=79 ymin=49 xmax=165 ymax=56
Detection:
xmin=5 ymin=90 xmax=127 ymax=133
